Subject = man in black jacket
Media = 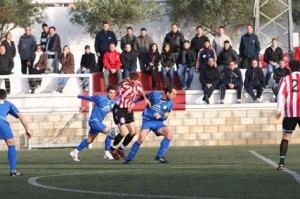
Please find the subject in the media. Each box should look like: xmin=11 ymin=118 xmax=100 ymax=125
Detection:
xmin=177 ymin=40 xmax=196 ymax=90
xmin=0 ymin=46 xmax=13 ymax=94
xmin=94 ymin=21 xmax=118 ymax=72
xmin=220 ymin=61 xmax=243 ymax=104
xmin=264 ymin=38 xmax=283 ymax=86
xmin=200 ymin=58 xmax=221 ymax=104
xmin=244 ymin=59 xmax=265 ymax=102
xmin=164 ymin=23 xmax=185 ymax=59
xmin=121 ymin=43 xmax=137 ymax=78
xmin=191 ymin=26 xmax=210 ymax=54
xmin=272 ymin=60 xmax=290 ymax=98
xmin=217 ymin=40 xmax=239 ymax=76
xmin=46 ymin=26 xmax=61 ymax=73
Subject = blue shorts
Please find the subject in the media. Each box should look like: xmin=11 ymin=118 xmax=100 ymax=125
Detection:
xmin=88 ymin=119 xmax=107 ymax=134
xmin=141 ymin=119 xmax=166 ymax=136
xmin=0 ymin=122 xmax=14 ymax=140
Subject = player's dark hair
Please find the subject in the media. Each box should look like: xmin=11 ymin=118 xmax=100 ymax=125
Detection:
xmin=289 ymin=60 xmax=300 ymax=72
xmin=164 ymin=85 xmax=174 ymax=94
xmin=106 ymin=85 xmax=116 ymax=92
xmin=129 ymin=72 xmax=139 ymax=80
xmin=0 ymin=89 xmax=7 ymax=99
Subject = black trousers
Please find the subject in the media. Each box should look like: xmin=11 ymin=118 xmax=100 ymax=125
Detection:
xmin=220 ymin=83 xmax=243 ymax=100
xmin=202 ymin=84 xmax=218 ymax=98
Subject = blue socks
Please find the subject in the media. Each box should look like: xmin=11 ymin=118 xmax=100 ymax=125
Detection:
xmin=156 ymin=138 xmax=170 ymax=158
xmin=76 ymin=139 xmax=89 ymax=152
xmin=104 ymin=136 xmax=111 ymax=151
xmin=8 ymin=145 xmax=16 ymax=172
xmin=126 ymin=141 xmax=141 ymax=161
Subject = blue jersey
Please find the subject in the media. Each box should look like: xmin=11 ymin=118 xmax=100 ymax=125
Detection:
xmin=78 ymin=95 xmax=115 ymax=122
xmin=136 ymin=91 xmax=174 ymax=121
xmin=0 ymin=99 xmax=19 ymax=123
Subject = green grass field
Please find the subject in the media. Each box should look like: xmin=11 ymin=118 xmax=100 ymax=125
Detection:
xmin=1 ymin=145 xmax=300 ymax=199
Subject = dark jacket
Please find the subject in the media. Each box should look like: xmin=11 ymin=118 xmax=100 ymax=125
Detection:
xmin=121 ymin=50 xmax=137 ymax=72
xmin=146 ymin=51 xmax=160 ymax=71
xmin=60 ymin=52 xmax=75 ymax=74
xmin=29 ymin=52 xmax=47 ymax=74
xmin=222 ymin=67 xmax=243 ymax=85
xmin=191 ymin=35 xmax=210 ymax=54
xmin=200 ymin=66 xmax=221 ymax=86
xmin=94 ymin=30 xmax=117 ymax=54
xmin=40 ymin=31 xmax=48 ymax=51
xmin=164 ymin=31 xmax=184 ymax=53
xmin=134 ymin=35 xmax=153 ymax=60
xmin=177 ymin=48 xmax=196 ymax=68
xmin=161 ymin=52 xmax=176 ymax=67
xmin=0 ymin=53 xmax=13 ymax=75
xmin=244 ymin=66 xmax=265 ymax=88
xmin=80 ymin=52 xmax=97 ymax=72
xmin=47 ymin=33 xmax=61 ymax=56
xmin=217 ymin=46 xmax=239 ymax=66
xmin=239 ymin=33 xmax=260 ymax=59
xmin=1 ymin=40 xmax=16 ymax=58
xmin=273 ymin=67 xmax=290 ymax=83
xmin=18 ymin=34 xmax=36 ymax=60
xmin=197 ymin=47 xmax=217 ymax=67
xmin=120 ymin=35 xmax=136 ymax=51
xmin=263 ymin=46 xmax=283 ymax=63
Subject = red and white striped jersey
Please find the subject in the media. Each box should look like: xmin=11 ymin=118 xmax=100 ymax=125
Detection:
xmin=116 ymin=79 xmax=144 ymax=108
xmin=277 ymin=72 xmax=300 ymax=117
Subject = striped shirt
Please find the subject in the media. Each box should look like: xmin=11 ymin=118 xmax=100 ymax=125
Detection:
xmin=116 ymin=79 xmax=143 ymax=108
xmin=277 ymin=72 xmax=300 ymax=117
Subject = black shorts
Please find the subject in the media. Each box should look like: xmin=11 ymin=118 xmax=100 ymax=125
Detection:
xmin=112 ymin=105 xmax=135 ymax=126
xmin=282 ymin=117 xmax=300 ymax=133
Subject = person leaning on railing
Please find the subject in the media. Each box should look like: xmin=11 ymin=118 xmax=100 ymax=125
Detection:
xmin=0 ymin=45 xmax=13 ymax=94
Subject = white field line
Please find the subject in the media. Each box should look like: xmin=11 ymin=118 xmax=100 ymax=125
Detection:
xmin=27 ymin=170 xmax=228 ymax=199
xmin=249 ymin=150 xmax=300 ymax=184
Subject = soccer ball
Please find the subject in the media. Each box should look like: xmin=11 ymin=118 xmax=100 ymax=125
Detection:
xmin=108 ymin=128 xmax=118 ymax=139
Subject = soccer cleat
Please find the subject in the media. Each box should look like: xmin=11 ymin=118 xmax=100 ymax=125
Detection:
xmin=10 ymin=170 xmax=21 ymax=176
xmin=103 ymin=150 xmax=114 ymax=160
xmin=117 ymin=149 xmax=126 ymax=159
xmin=123 ymin=159 xmax=131 ymax=164
xmin=70 ymin=150 xmax=80 ymax=162
xmin=110 ymin=150 xmax=120 ymax=160
xmin=277 ymin=164 xmax=285 ymax=170
xmin=154 ymin=156 xmax=168 ymax=163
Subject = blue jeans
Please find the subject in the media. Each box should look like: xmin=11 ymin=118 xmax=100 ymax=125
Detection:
xmin=58 ymin=72 xmax=69 ymax=89
xmin=77 ymin=68 xmax=91 ymax=89
xmin=161 ymin=65 xmax=175 ymax=87
xmin=139 ymin=58 xmax=147 ymax=72
xmin=177 ymin=64 xmax=195 ymax=88
xmin=123 ymin=67 xmax=136 ymax=79
xmin=265 ymin=63 xmax=279 ymax=85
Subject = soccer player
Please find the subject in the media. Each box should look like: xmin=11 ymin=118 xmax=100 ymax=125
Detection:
xmin=275 ymin=60 xmax=300 ymax=170
xmin=107 ymin=72 xmax=151 ymax=160
xmin=124 ymin=86 xmax=176 ymax=164
xmin=70 ymin=85 xmax=116 ymax=162
xmin=0 ymin=89 xmax=31 ymax=176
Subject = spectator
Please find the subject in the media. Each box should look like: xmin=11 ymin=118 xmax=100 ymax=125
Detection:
xmin=18 ymin=26 xmax=36 ymax=74
xmin=244 ymin=59 xmax=265 ymax=103
xmin=120 ymin=27 xmax=136 ymax=51
xmin=103 ymin=43 xmax=122 ymax=89
xmin=77 ymin=45 xmax=96 ymax=92
xmin=1 ymin=32 xmax=16 ymax=66
xmin=164 ymin=23 xmax=185 ymax=59
xmin=121 ymin=43 xmax=137 ymax=79
xmin=40 ymin=23 xmax=49 ymax=51
xmin=264 ymin=38 xmax=283 ymax=86
xmin=239 ymin=24 xmax=260 ymax=69
xmin=272 ymin=60 xmax=290 ymax=98
xmin=177 ymin=40 xmax=196 ymax=90
xmin=134 ymin=28 xmax=153 ymax=72
xmin=145 ymin=43 xmax=160 ymax=90
xmin=28 ymin=44 xmax=47 ymax=94
xmin=200 ymin=58 xmax=221 ymax=104
xmin=0 ymin=45 xmax=13 ymax=94
xmin=220 ymin=61 xmax=243 ymax=104
xmin=212 ymin=26 xmax=232 ymax=56
xmin=196 ymin=40 xmax=217 ymax=74
xmin=54 ymin=45 xmax=74 ymax=93
xmin=217 ymin=40 xmax=239 ymax=76
xmin=161 ymin=42 xmax=176 ymax=88
xmin=46 ymin=26 xmax=61 ymax=73
xmin=294 ymin=47 xmax=300 ymax=61
xmin=191 ymin=25 xmax=210 ymax=54
xmin=94 ymin=21 xmax=117 ymax=72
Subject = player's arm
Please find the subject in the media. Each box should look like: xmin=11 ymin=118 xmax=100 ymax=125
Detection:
xmin=17 ymin=113 xmax=31 ymax=139
xmin=133 ymin=92 xmax=152 ymax=104
xmin=154 ymin=103 xmax=174 ymax=121
xmin=275 ymin=78 xmax=286 ymax=120
xmin=78 ymin=95 xmax=100 ymax=102
xmin=139 ymin=89 xmax=151 ymax=107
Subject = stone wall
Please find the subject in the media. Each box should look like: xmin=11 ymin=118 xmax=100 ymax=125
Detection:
xmin=2 ymin=105 xmax=300 ymax=150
